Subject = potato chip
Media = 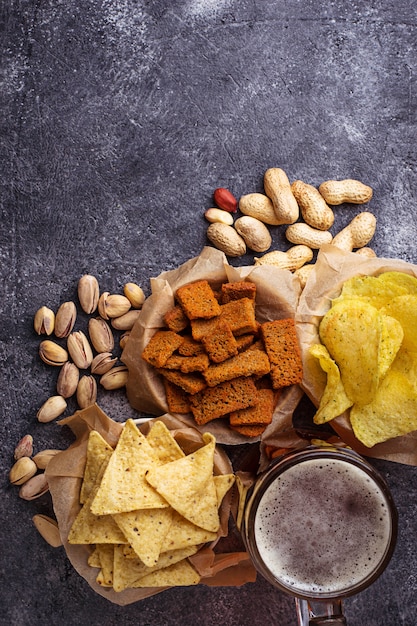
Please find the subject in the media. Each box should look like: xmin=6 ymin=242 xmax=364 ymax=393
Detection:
xmin=80 ymin=430 xmax=113 ymax=504
xmin=319 ymin=300 xmax=381 ymax=405
xmin=376 ymin=271 xmax=417 ymax=295
xmin=90 ymin=419 xmax=168 ymax=516
xmin=350 ymin=367 xmax=417 ymax=447
xmin=310 ymin=344 xmax=353 ymax=424
xmin=132 ymin=558 xmax=200 ymax=588
xmin=112 ymin=544 xmax=199 ymax=592
xmin=333 ymin=274 xmax=409 ymax=309
xmin=145 ymin=433 xmax=220 ymax=532
xmin=146 ymin=420 xmax=185 ymax=464
xmin=68 ymin=463 xmax=127 ymax=545
xmin=113 ymin=507 xmax=174 ymax=567
xmin=381 ymin=295 xmax=417 ymax=352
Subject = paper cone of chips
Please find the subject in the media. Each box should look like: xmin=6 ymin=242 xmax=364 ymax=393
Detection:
xmin=46 ymin=406 xmax=256 ymax=604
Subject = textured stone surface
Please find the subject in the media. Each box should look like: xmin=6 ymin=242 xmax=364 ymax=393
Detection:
xmin=1 ymin=1 xmax=417 ymax=624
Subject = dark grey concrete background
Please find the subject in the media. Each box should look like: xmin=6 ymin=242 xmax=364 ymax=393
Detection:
xmin=2 ymin=1 xmax=417 ymax=625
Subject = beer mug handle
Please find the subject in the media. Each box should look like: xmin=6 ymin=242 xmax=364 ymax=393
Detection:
xmin=295 ymin=598 xmax=347 ymax=625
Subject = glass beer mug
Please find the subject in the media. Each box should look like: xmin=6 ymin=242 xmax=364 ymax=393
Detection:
xmin=241 ymin=445 xmax=398 ymax=625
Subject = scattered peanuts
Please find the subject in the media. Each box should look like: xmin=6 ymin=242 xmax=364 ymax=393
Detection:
xmin=291 ymin=180 xmax=334 ymax=231
xmin=285 ymin=223 xmax=333 ymax=249
xmin=234 ymin=216 xmax=272 ymax=252
xmin=205 ymin=169 xmax=376 ymax=284
xmin=318 ymin=179 xmax=373 ymax=205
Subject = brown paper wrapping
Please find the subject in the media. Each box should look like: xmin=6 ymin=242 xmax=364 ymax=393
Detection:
xmin=122 ymin=246 xmax=305 ymax=446
xmin=296 ymin=244 xmax=417 ymax=466
xmin=45 ymin=404 xmax=256 ymax=605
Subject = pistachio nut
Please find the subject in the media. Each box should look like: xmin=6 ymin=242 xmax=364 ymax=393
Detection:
xmin=90 ymin=352 xmax=117 ymax=375
xmin=34 ymin=306 xmax=55 ymax=336
xmin=56 ymin=361 xmax=80 ymax=398
xmin=33 ymin=449 xmax=61 ymax=470
xmin=77 ymin=374 xmax=97 ymax=408
xmin=88 ymin=317 xmax=114 ymax=353
xmin=111 ymin=310 xmax=141 ymax=331
xmin=32 ymin=514 xmax=63 ymax=548
xmin=54 ymin=301 xmax=77 ymax=338
xmin=78 ymin=274 xmax=100 ymax=314
xmin=14 ymin=434 xmax=34 ymax=460
xmin=67 ymin=331 xmax=93 ymax=369
xmin=39 ymin=340 xmax=68 ymax=366
xmin=98 ymin=293 xmax=131 ymax=319
xmin=37 ymin=395 xmax=67 ymax=423
xmin=100 ymin=365 xmax=129 ymax=390
xmin=123 ymin=282 xmax=146 ymax=308
xmin=9 ymin=456 xmax=37 ymax=485
xmin=19 ymin=472 xmax=49 ymax=500
xmin=119 ymin=332 xmax=131 ymax=351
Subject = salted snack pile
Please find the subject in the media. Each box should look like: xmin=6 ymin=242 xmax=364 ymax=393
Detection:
xmin=68 ymin=419 xmax=234 ymax=591
xmin=141 ymin=279 xmax=303 ymax=437
xmin=310 ymin=271 xmax=417 ymax=447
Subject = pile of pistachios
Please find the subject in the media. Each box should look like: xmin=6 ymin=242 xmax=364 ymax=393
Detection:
xmin=8 ymin=274 xmax=146 ymax=519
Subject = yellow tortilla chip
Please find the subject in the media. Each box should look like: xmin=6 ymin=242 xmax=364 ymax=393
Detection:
xmin=160 ymin=510 xmax=218 ymax=553
xmin=310 ymin=344 xmax=353 ymax=424
xmin=90 ymin=419 xmax=168 ymax=516
xmin=113 ymin=507 xmax=174 ymax=567
xmin=113 ymin=544 xmax=199 ymax=592
xmin=319 ymin=300 xmax=381 ymax=405
xmin=146 ymin=433 xmax=220 ymax=533
xmin=87 ymin=546 xmax=102 ymax=568
xmin=146 ymin=420 xmax=185 ymax=463
xmin=80 ymin=430 xmax=113 ymax=504
xmin=68 ymin=462 xmax=127 ymax=545
xmin=350 ymin=367 xmax=417 ymax=447
xmin=214 ymin=474 xmax=235 ymax=506
xmin=133 ymin=559 xmax=200 ymax=588
xmin=95 ymin=544 xmax=115 ymax=587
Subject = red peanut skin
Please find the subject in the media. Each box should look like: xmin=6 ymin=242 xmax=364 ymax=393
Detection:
xmin=213 ymin=187 xmax=238 ymax=213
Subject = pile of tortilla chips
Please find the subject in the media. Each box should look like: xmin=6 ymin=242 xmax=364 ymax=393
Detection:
xmin=67 ymin=418 xmax=235 ymax=592
xmin=310 ymin=271 xmax=417 ymax=447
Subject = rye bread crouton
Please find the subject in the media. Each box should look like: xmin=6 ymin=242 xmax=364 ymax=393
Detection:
xmin=163 ymin=379 xmax=191 ymax=414
xmin=189 ymin=377 xmax=258 ymax=425
xmin=157 ymin=368 xmax=206 ymax=394
xmin=163 ymin=305 xmax=189 ymax=332
xmin=201 ymin=321 xmax=238 ymax=363
xmin=221 ymin=281 xmax=256 ymax=303
xmin=229 ymin=424 xmax=266 ymax=437
xmin=163 ymin=353 xmax=210 ymax=373
xmin=220 ymin=298 xmax=258 ymax=336
xmin=176 ymin=280 xmax=221 ymax=320
xmin=142 ymin=330 xmax=184 ymax=368
xmin=229 ymin=388 xmax=275 ymax=427
xmin=177 ymin=335 xmax=206 ymax=356
xmin=204 ymin=349 xmax=271 ymax=387
xmin=261 ymin=319 xmax=303 ymax=388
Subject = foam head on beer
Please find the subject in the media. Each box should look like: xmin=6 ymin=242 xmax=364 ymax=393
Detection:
xmin=252 ymin=456 xmax=394 ymax=597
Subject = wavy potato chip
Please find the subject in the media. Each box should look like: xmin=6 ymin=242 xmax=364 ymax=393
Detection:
xmin=381 ymin=295 xmax=417 ymax=352
xmin=309 ymin=344 xmax=353 ymax=424
xmin=350 ymin=367 xmax=417 ymax=447
xmin=319 ymin=300 xmax=381 ymax=406
xmin=333 ymin=274 xmax=409 ymax=309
